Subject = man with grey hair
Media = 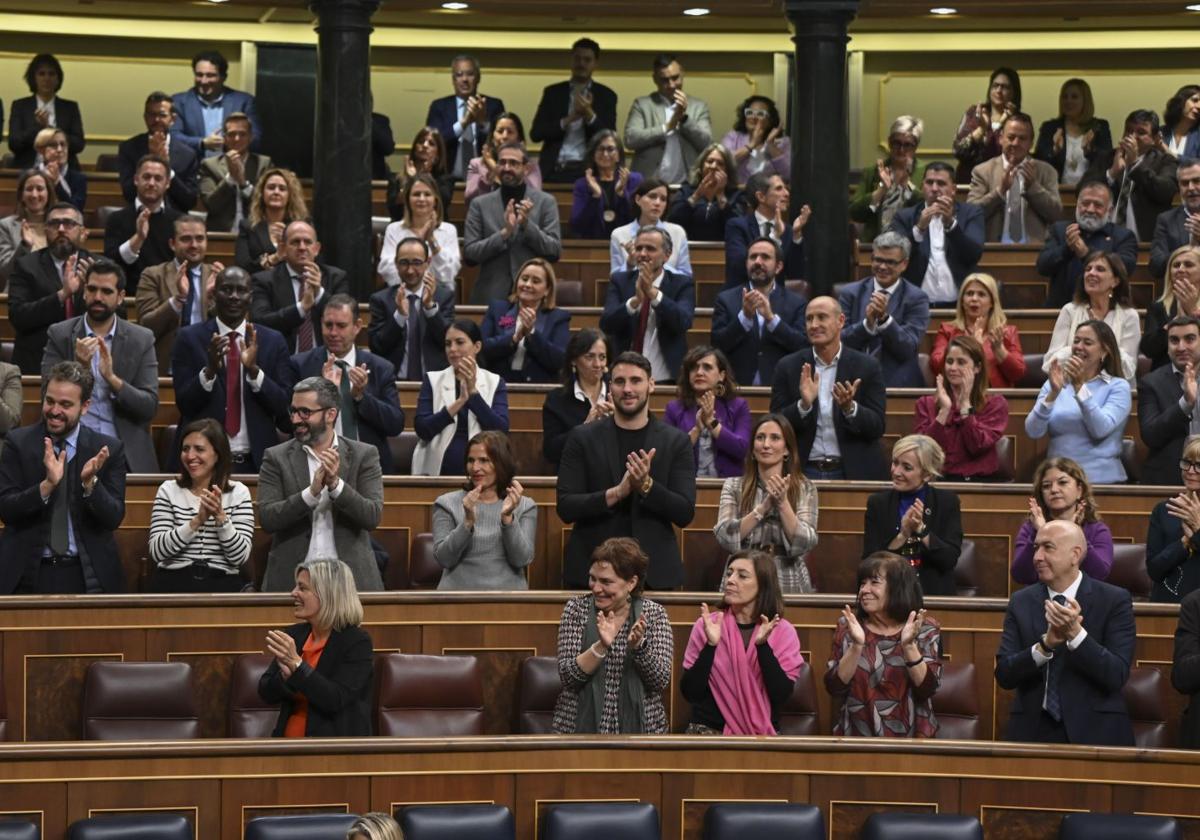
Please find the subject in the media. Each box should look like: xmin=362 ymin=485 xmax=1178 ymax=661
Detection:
xmin=1150 ymin=156 xmax=1200 ymax=280
xmin=1036 ymin=179 xmax=1137 ymax=308
xmin=424 ymin=53 xmax=507 ymax=180
xmin=258 ymin=375 xmax=384 ymax=593
xmin=600 ymin=225 xmax=695 ymax=383
xmin=837 ymin=231 xmax=930 ymax=387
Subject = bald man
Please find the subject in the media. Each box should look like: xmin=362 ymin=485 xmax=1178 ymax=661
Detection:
xmin=250 ymin=221 xmax=349 ymax=353
xmin=768 ymin=296 xmax=888 ymax=480
xmin=995 ymin=520 xmax=1135 ymax=746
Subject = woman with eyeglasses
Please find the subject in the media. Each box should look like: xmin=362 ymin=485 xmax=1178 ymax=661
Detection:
xmin=667 ymin=143 xmax=744 ymax=242
xmin=721 ymin=95 xmax=791 ymax=184
xmin=33 ymin=127 xmax=86 ymax=212
xmin=953 ymin=67 xmax=1022 ymax=183
xmin=1147 ymin=436 xmax=1200 ymax=603
xmin=570 ymin=129 xmax=641 ymax=240
xmin=850 ymin=115 xmax=924 ymax=243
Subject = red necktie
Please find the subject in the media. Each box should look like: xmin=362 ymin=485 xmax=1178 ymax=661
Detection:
xmin=224 ymin=333 xmax=242 ymax=436
xmin=632 ymin=297 xmax=652 ymax=353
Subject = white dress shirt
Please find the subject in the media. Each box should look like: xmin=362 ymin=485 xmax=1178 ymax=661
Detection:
xmin=624 ymin=271 xmax=669 ymax=381
xmin=300 ymin=436 xmax=345 ymax=562
xmin=197 ymin=318 xmax=265 ymax=455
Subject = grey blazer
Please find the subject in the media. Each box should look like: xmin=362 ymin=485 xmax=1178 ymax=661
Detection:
xmin=41 ymin=316 xmax=160 ymax=472
xmin=462 ymin=188 xmax=561 ymax=305
xmin=257 ymin=436 xmax=385 ymax=593
xmin=0 ymin=214 xmax=33 ymax=288
xmin=198 ymin=153 xmax=272 ymax=233
xmin=623 ymin=93 xmax=713 ymax=179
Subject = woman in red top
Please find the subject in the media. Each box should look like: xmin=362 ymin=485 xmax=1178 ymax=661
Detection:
xmin=914 ymin=335 xmax=1009 ymax=479
xmin=259 ymin=558 xmax=374 ymax=737
xmin=930 ymin=273 xmax=1025 ymax=388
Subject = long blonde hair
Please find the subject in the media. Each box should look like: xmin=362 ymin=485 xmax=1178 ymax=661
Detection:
xmin=951 ymin=273 xmax=1007 ymax=332
xmin=248 ymin=167 xmax=309 ymax=227
xmin=1157 ymin=244 xmax=1200 ymax=315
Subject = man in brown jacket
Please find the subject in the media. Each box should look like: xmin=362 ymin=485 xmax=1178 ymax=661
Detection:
xmin=135 ymin=216 xmax=220 ymax=371
xmin=967 ymin=111 xmax=1062 ymax=243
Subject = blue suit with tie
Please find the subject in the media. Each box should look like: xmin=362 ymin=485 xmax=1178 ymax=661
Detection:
xmin=838 ymin=276 xmax=930 ymax=388
xmin=599 ymin=267 xmax=695 ymax=382
xmin=710 ymin=282 xmax=808 ymax=386
xmin=723 ymin=213 xmax=806 ymax=289
xmin=424 ymin=93 xmax=507 ymax=175
xmin=479 ymin=301 xmax=571 ymax=384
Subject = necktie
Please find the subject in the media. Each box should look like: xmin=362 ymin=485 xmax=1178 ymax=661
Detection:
xmin=632 ymin=295 xmax=652 ymax=353
xmin=1043 ymin=593 xmax=1068 ymax=722
xmin=62 ymin=262 xmax=74 ymax=319
xmin=224 ymin=333 xmax=242 ymax=436
xmin=297 ymin=304 xmax=316 ymax=353
xmin=458 ymin=119 xmax=474 ymax=178
xmin=335 ymin=360 xmax=358 ymax=441
xmin=48 ymin=440 xmax=70 ymax=556
xmin=1115 ymin=170 xmax=1134 ymax=226
xmin=182 ymin=267 xmax=198 ymax=327
xmin=406 ymin=294 xmax=423 ymax=381
xmin=762 ymin=221 xmax=773 ymax=239
xmin=1006 ymin=170 xmax=1025 ymax=242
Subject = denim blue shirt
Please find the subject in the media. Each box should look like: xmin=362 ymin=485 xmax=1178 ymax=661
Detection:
xmin=1025 ymin=373 xmax=1132 ymax=484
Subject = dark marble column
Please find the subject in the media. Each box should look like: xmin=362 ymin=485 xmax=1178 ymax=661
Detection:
xmin=783 ymin=0 xmax=860 ymax=295
xmin=309 ymin=0 xmax=380 ymax=302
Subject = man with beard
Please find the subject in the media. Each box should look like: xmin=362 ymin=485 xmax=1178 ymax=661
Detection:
xmin=1150 ymin=157 xmax=1200 ymax=279
xmin=171 ymin=266 xmax=291 ymax=472
xmin=1137 ymin=315 xmax=1200 ymax=486
xmin=8 ymin=201 xmax=91 ymax=374
xmin=888 ymin=161 xmax=986 ymax=307
xmin=724 ymin=171 xmax=809 ymax=289
xmin=531 ymin=37 xmax=618 ymax=183
xmin=0 ymin=361 xmax=127 ymax=594
xmin=967 ymin=112 xmax=1062 ymax=244
xmin=1036 ymin=179 xmax=1137 ymax=308
xmin=41 ymin=259 xmax=159 ymax=472
xmin=170 ymin=50 xmax=261 ymax=158
xmin=462 ymin=142 xmax=561 ymax=304
xmin=136 ymin=216 xmax=221 ymax=371
xmin=258 ymin=376 xmax=384 ymax=593
xmin=104 ymin=154 xmax=181 ymax=299
xmin=711 ymin=237 xmax=809 ymax=386
xmin=600 ymin=226 xmax=694 ymax=384
xmin=1086 ymin=109 xmax=1179 ymax=243
xmin=557 ymin=351 xmax=695 ymax=589
xmin=117 ymin=91 xmax=199 ymax=212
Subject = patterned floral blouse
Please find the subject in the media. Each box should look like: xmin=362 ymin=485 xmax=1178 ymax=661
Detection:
xmin=823 ymin=616 xmax=942 ymax=737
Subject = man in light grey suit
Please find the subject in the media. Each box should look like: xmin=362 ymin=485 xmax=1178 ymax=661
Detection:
xmin=462 ymin=142 xmax=561 ymax=304
xmin=41 ymin=258 xmax=160 ymax=472
xmin=623 ymin=54 xmax=712 ymax=182
xmin=198 ymin=112 xmax=272 ymax=233
xmin=258 ymin=376 xmax=384 ymax=593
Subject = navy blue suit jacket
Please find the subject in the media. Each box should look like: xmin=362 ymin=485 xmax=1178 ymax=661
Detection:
xmin=8 ymin=96 xmax=85 ymax=169
xmin=424 ymin=94 xmax=507 ymax=173
xmin=286 ymin=347 xmax=405 ymax=474
xmin=1036 ymin=220 xmax=1139 ymax=308
xmin=995 ymin=573 xmax=1135 ymax=746
xmin=710 ymin=282 xmax=808 ymax=387
xmin=117 ymin=132 xmax=200 ymax=211
xmin=169 ymin=87 xmax=261 ymax=155
xmin=599 ymin=267 xmax=695 ymax=381
xmin=480 ymin=301 xmax=571 ymax=384
xmin=53 ymin=167 xmax=87 ymax=214
xmin=171 ymin=319 xmax=291 ymax=470
xmin=724 ymin=213 xmax=805 ymax=288
xmin=838 ymin=277 xmax=931 ymax=388
xmin=367 ymin=284 xmax=456 ymax=379
xmin=888 ymin=202 xmax=986 ymax=299
xmin=530 ymin=80 xmax=618 ymax=174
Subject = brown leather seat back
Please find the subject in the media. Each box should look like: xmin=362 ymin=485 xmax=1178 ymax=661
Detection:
xmin=228 ymin=653 xmax=278 ymax=738
xmin=778 ymin=662 xmax=819 ymax=735
xmin=1123 ymin=666 xmax=1170 ymax=749
xmin=516 ymin=655 xmax=560 ymax=734
xmin=376 ymin=653 xmax=484 ymax=736
xmin=0 ymin=661 xmax=7 ymax=741
xmin=408 ymin=532 xmax=442 ymax=589
xmin=954 ymin=539 xmax=979 ymax=598
xmin=82 ymin=662 xmax=201 ymax=740
xmin=1109 ymin=543 xmax=1152 ymax=601
xmin=932 ymin=661 xmax=981 ymax=740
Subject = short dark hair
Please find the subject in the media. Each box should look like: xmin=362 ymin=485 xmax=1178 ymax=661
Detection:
xmin=590 ymin=537 xmax=648 ymax=595
xmin=462 ymin=430 xmax=517 ymax=493
xmin=745 ymin=171 xmax=779 ymax=209
xmin=293 ymin=375 xmax=340 ymax=410
xmin=136 ymin=154 xmax=171 ymax=176
xmin=634 ymin=224 xmax=672 ymax=256
xmin=45 ymin=360 xmax=94 ymax=403
xmin=84 ymin=257 xmax=126 ymax=291
xmin=651 ymin=54 xmax=677 ymax=73
xmin=747 ymin=236 xmax=783 ymax=262
xmin=726 ymin=550 xmax=785 ymax=621
xmin=1168 ymin=314 xmax=1200 ymax=333
xmin=733 ymin=95 xmax=781 ymax=134
xmin=562 ymin=328 xmax=611 ymax=383
xmin=192 ymin=50 xmax=229 ymax=79
xmin=855 ymin=551 xmax=924 ymax=624
xmin=1075 ymin=178 xmax=1113 ymax=202
xmin=923 ymin=161 xmax=955 ymax=180
xmin=176 ymin=418 xmax=233 ymax=491
xmin=448 ymin=318 xmax=482 ymax=344
xmin=676 ymin=345 xmax=738 ymax=406
xmin=223 ymin=111 xmax=252 ymax=131
xmin=45 ymin=201 xmax=82 ymax=225
xmin=324 ymin=293 xmax=358 ymax=317
xmin=144 ymin=91 xmax=173 ymax=109
xmin=1178 ymin=156 xmax=1200 ymax=174
xmin=395 ymin=235 xmax=431 ymax=260
xmin=1125 ymin=108 xmax=1162 ymax=136
xmin=1000 ymin=111 xmax=1035 ymax=137
xmin=496 ymin=141 xmax=528 ymax=163
xmin=635 ymin=176 xmax=668 ymax=199
xmin=573 ymin=37 xmax=601 ymax=59
xmin=611 ymin=351 xmax=652 ymax=377
xmin=173 ymin=215 xmax=207 ymax=236
xmin=24 ymin=54 xmax=63 ymax=94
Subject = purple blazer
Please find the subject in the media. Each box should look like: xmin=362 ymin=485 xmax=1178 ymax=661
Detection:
xmin=663 ymin=396 xmax=751 ymax=478
xmin=1011 ymin=518 xmax=1114 ymax=584
xmin=569 ymin=171 xmax=643 ymax=240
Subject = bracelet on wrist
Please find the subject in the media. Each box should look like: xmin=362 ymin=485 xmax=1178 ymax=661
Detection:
xmin=589 ymin=641 xmax=608 ymax=659
xmin=904 ymin=657 xmax=924 ymax=668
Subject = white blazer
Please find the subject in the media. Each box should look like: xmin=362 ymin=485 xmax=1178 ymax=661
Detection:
xmin=412 ymin=365 xmax=502 ymax=476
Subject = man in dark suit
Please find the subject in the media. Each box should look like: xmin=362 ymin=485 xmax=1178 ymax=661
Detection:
xmin=0 ymin=361 xmax=126 ymax=594
xmin=711 ymin=237 xmax=808 ymax=386
xmin=424 ymin=54 xmax=506 ymax=180
xmin=724 ymin=171 xmax=808 ymax=289
xmin=41 ymin=259 xmax=160 ymax=473
xmin=251 ymin=221 xmax=349 ymax=354
xmin=770 ymin=296 xmax=888 ymax=481
xmin=170 ymin=50 xmax=261 ymax=158
xmin=288 ymin=294 xmax=405 ymax=474
xmin=1138 ymin=315 xmax=1200 ymax=486
xmin=530 ymin=38 xmax=618 ymax=183
xmin=368 ymin=238 xmax=455 ymax=382
xmin=197 ymin=112 xmax=270 ymax=233
xmin=557 ymin=351 xmax=695 ymax=589
xmin=117 ymin=91 xmax=199 ymax=212
xmin=995 ymin=520 xmax=1135 ymax=746
xmin=1150 ymin=157 xmax=1200 ymax=280
xmin=8 ymin=202 xmax=89 ymax=375
xmin=7 ymin=54 xmax=85 ymax=170
xmin=171 ymin=267 xmax=291 ymax=472
xmin=888 ymin=161 xmax=986 ymax=307
xmin=1036 ymin=179 xmax=1138 ymax=308
xmin=371 ymin=111 xmax=396 ymax=181
xmin=838 ymin=231 xmax=930 ymax=388
xmin=600 ymin=226 xmax=694 ymax=384
xmin=104 ymin=154 xmax=181 ymax=300
xmin=1085 ymin=109 xmax=1179 ymax=242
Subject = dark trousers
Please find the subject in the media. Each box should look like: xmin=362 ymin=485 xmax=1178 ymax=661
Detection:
xmin=147 ymin=565 xmax=247 ymax=593
xmin=544 ymin=160 xmax=586 ymax=183
xmin=1033 ymin=709 xmax=1071 ymax=744
xmin=17 ymin=560 xmax=86 ymax=594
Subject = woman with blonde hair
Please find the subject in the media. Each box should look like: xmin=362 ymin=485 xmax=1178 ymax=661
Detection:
xmin=1034 ymin=78 xmax=1112 ymax=185
xmin=33 ymin=127 xmax=86 ymax=212
xmin=479 ymin=257 xmax=570 ymax=383
xmin=236 ymin=167 xmax=309 ymax=272
xmin=1012 ymin=456 xmax=1113 ymax=583
xmin=930 ymin=272 xmax=1025 ymax=388
xmin=850 ymin=115 xmax=924 ymax=242
xmin=347 ymin=812 xmax=403 ymax=840
xmin=377 ymin=172 xmax=461 ymax=290
xmin=1142 ymin=244 xmax=1200 ymax=370
xmin=862 ymin=435 xmax=963 ymax=597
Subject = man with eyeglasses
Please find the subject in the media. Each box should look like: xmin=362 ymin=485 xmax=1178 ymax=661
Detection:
xmin=624 ymin=54 xmax=712 ymax=181
xmin=198 ymin=112 xmax=272 ymax=232
xmin=258 ymin=375 xmax=384 ymax=592
xmin=1138 ymin=315 xmax=1200 ymax=486
xmin=531 ymin=37 xmax=618 ymax=184
xmin=117 ymin=91 xmax=200 ymax=212
xmin=8 ymin=201 xmax=92 ymax=374
xmin=171 ymin=266 xmax=291 ymax=472
xmin=838 ymin=230 xmax=931 ymax=388
xmin=367 ymin=237 xmax=456 ymax=382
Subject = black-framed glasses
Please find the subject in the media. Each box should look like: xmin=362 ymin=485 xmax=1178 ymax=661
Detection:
xmin=871 ymin=255 xmax=903 ymax=267
xmin=46 ymin=218 xmax=81 ymax=230
xmin=395 ymin=259 xmax=427 ymax=269
xmin=288 ymin=406 xmax=326 ymax=419
xmin=1180 ymin=459 xmax=1200 ymax=473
